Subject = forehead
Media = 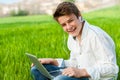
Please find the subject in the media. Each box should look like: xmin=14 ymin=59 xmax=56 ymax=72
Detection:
xmin=57 ymin=14 xmax=77 ymax=24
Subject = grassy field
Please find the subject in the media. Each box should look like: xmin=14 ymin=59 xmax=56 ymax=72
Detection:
xmin=0 ymin=5 xmax=120 ymax=80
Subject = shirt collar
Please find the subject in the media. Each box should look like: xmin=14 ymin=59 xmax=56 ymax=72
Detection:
xmin=81 ymin=20 xmax=89 ymax=40
xmin=72 ymin=20 xmax=89 ymax=41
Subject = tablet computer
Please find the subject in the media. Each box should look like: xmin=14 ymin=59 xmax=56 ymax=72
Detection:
xmin=26 ymin=53 xmax=54 ymax=80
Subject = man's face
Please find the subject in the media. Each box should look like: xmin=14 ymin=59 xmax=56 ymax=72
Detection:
xmin=57 ymin=14 xmax=82 ymax=38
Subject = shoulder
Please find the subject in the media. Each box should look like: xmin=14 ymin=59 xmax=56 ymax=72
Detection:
xmin=87 ymin=23 xmax=115 ymax=47
xmin=87 ymin=22 xmax=111 ymax=40
xmin=82 ymin=21 xmax=106 ymax=39
xmin=88 ymin=24 xmax=105 ymax=37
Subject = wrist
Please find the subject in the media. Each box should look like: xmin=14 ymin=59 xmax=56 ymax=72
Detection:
xmin=80 ymin=69 xmax=90 ymax=77
xmin=51 ymin=59 xmax=58 ymax=66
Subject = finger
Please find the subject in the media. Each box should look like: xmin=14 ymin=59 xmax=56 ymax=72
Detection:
xmin=62 ymin=72 xmax=69 ymax=76
xmin=31 ymin=63 xmax=34 ymax=67
xmin=38 ymin=59 xmax=41 ymax=62
xmin=39 ymin=59 xmax=46 ymax=64
xmin=68 ymin=73 xmax=74 ymax=77
xmin=62 ymin=72 xmax=73 ymax=77
xmin=62 ymin=70 xmax=68 ymax=75
xmin=40 ymin=60 xmax=47 ymax=64
xmin=62 ymin=70 xmax=71 ymax=76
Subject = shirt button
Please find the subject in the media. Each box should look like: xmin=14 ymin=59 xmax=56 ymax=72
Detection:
xmin=78 ymin=65 xmax=80 ymax=68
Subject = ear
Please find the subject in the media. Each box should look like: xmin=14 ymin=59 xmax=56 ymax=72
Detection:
xmin=79 ymin=16 xmax=84 ymax=22
xmin=79 ymin=16 xmax=82 ymax=22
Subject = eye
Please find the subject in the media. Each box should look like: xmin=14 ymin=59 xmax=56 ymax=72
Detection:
xmin=61 ymin=23 xmax=66 ymax=27
xmin=68 ymin=19 xmax=74 ymax=23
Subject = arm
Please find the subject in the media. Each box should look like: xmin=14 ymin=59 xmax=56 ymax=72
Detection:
xmin=39 ymin=58 xmax=59 ymax=66
xmin=86 ymin=34 xmax=119 ymax=80
xmin=31 ymin=58 xmax=59 ymax=67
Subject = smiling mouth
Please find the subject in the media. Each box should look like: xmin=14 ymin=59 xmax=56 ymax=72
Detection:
xmin=68 ymin=27 xmax=76 ymax=33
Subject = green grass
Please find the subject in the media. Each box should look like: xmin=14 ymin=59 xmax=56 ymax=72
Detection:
xmin=0 ymin=5 xmax=120 ymax=80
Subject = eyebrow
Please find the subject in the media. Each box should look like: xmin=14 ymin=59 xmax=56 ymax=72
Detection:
xmin=60 ymin=17 xmax=73 ymax=25
xmin=68 ymin=18 xmax=74 ymax=22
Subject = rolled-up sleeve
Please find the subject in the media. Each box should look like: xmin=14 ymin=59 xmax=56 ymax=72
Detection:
xmin=56 ymin=51 xmax=78 ymax=68
xmin=56 ymin=58 xmax=65 ymax=67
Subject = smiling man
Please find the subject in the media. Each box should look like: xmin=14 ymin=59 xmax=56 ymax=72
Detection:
xmin=30 ymin=2 xmax=119 ymax=80
xmin=57 ymin=13 xmax=83 ymax=41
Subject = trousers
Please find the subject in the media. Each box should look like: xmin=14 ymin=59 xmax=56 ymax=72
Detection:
xmin=31 ymin=64 xmax=89 ymax=80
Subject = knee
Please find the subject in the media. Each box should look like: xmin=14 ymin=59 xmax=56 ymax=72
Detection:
xmin=31 ymin=66 xmax=47 ymax=80
xmin=53 ymin=75 xmax=68 ymax=80
xmin=31 ymin=66 xmax=39 ymax=75
xmin=54 ymin=75 xmax=89 ymax=80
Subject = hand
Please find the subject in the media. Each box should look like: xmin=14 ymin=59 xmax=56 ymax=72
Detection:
xmin=31 ymin=58 xmax=58 ymax=67
xmin=62 ymin=67 xmax=89 ymax=78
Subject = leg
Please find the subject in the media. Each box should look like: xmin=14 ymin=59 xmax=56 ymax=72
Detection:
xmin=54 ymin=75 xmax=89 ymax=80
xmin=31 ymin=64 xmax=61 ymax=80
xmin=31 ymin=66 xmax=48 ymax=80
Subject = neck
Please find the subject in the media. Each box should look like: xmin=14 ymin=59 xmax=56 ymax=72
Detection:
xmin=76 ymin=21 xmax=85 ymax=41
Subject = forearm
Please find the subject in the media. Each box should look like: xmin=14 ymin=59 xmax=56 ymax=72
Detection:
xmin=39 ymin=58 xmax=59 ymax=66
xmin=51 ymin=59 xmax=59 ymax=66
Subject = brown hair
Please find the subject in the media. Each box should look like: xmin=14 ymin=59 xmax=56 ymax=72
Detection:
xmin=53 ymin=2 xmax=81 ymax=21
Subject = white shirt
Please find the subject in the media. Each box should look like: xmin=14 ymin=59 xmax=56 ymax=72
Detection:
xmin=56 ymin=21 xmax=119 ymax=80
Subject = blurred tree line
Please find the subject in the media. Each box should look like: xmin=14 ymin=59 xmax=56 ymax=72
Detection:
xmin=64 ymin=0 xmax=75 ymax=2
xmin=10 ymin=9 xmax=29 ymax=16
xmin=10 ymin=0 xmax=75 ymax=16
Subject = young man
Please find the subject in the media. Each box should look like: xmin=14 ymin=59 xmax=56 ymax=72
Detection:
xmin=31 ymin=2 xmax=119 ymax=80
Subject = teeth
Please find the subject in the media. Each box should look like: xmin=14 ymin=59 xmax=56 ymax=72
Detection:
xmin=68 ymin=28 xmax=75 ymax=32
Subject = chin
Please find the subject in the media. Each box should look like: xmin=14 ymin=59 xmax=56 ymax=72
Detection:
xmin=68 ymin=32 xmax=77 ymax=36
xmin=70 ymin=34 xmax=77 ymax=37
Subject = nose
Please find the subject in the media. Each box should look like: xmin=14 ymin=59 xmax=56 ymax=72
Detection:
xmin=66 ymin=23 xmax=72 ymax=30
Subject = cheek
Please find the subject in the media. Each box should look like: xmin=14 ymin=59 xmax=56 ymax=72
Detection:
xmin=71 ymin=21 xmax=78 ymax=27
xmin=63 ymin=27 xmax=67 ymax=32
xmin=63 ymin=28 xmax=67 ymax=31
xmin=74 ymin=22 xmax=79 ymax=26
xmin=74 ymin=20 xmax=79 ymax=25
